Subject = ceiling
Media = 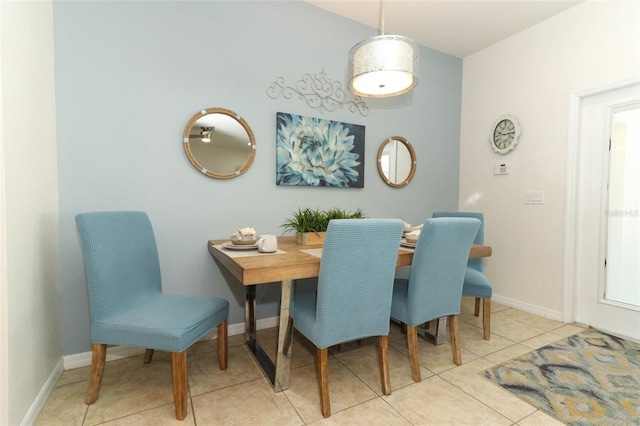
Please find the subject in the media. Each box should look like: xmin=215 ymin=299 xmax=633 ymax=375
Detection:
xmin=305 ymin=0 xmax=584 ymax=58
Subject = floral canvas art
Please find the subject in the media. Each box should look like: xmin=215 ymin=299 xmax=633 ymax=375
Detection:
xmin=276 ymin=112 xmax=365 ymax=188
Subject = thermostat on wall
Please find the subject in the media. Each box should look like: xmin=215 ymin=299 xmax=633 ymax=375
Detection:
xmin=493 ymin=163 xmax=510 ymax=175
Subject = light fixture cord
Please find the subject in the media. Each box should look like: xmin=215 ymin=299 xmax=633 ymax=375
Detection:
xmin=378 ymin=0 xmax=385 ymax=35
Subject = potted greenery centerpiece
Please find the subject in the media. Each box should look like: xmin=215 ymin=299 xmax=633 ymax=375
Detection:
xmin=281 ymin=207 xmax=365 ymax=245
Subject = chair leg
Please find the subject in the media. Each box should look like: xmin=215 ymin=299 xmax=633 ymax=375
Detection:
xmin=378 ymin=336 xmax=391 ymax=395
xmin=474 ymin=297 xmax=481 ymax=316
xmin=448 ymin=315 xmax=462 ymax=365
xmin=406 ymin=325 xmax=421 ymax=382
xmin=316 ymin=347 xmax=331 ymax=417
xmin=85 ymin=343 xmax=107 ymax=405
xmin=171 ymin=351 xmax=188 ymax=420
xmin=143 ymin=349 xmax=154 ymax=364
xmin=482 ymin=298 xmax=491 ymax=340
xmin=217 ymin=319 xmax=228 ymax=370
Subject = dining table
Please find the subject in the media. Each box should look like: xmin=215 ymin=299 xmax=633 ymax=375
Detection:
xmin=208 ymin=236 xmax=492 ymax=392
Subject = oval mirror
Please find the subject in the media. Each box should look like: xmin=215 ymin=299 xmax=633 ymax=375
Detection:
xmin=377 ymin=136 xmax=416 ymax=187
xmin=183 ymin=107 xmax=256 ymax=179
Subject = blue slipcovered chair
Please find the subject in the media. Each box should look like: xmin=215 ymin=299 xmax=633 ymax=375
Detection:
xmin=75 ymin=211 xmax=229 ymax=420
xmin=433 ymin=211 xmax=492 ymax=340
xmin=391 ymin=217 xmax=480 ymax=382
xmin=291 ymin=218 xmax=404 ymax=418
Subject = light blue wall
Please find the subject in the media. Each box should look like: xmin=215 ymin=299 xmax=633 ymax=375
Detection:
xmin=53 ymin=0 xmax=462 ymax=355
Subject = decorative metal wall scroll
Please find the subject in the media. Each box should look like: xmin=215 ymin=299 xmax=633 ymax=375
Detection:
xmin=267 ymin=70 xmax=369 ymax=116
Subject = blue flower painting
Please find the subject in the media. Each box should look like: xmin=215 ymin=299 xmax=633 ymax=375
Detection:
xmin=276 ymin=112 xmax=365 ymax=188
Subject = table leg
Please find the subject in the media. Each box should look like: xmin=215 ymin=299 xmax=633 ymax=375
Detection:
xmin=274 ymin=279 xmax=293 ymax=391
xmin=245 ymin=285 xmax=257 ymax=343
xmin=421 ymin=317 xmax=447 ymax=345
xmin=244 ymin=281 xmax=294 ymax=392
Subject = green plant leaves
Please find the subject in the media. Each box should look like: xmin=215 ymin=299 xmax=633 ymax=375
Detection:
xmin=280 ymin=207 xmax=365 ymax=233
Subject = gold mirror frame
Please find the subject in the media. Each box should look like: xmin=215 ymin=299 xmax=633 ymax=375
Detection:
xmin=183 ymin=107 xmax=256 ymax=179
xmin=377 ymin=136 xmax=417 ymax=187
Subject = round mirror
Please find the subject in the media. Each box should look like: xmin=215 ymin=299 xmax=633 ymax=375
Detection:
xmin=377 ymin=136 xmax=416 ymax=187
xmin=183 ymin=107 xmax=256 ymax=179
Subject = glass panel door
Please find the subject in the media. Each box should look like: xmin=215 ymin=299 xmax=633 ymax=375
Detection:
xmin=605 ymin=103 xmax=640 ymax=308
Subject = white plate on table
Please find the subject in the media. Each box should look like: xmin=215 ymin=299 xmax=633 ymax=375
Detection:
xmin=400 ymin=240 xmax=416 ymax=248
xmin=403 ymin=225 xmax=423 ymax=234
xmin=222 ymin=242 xmax=258 ymax=250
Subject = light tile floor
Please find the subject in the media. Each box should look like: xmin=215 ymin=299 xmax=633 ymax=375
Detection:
xmin=37 ymin=298 xmax=586 ymax=425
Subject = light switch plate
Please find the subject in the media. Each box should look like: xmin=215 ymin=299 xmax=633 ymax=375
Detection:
xmin=524 ymin=191 xmax=545 ymax=205
xmin=494 ymin=163 xmax=510 ymax=175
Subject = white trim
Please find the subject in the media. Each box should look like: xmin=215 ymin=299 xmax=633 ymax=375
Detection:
xmin=20 ymin=358 xmax=63 ymax=426
xmin=63 ymin=345 xmax=146 ymax=370
xmin=0 ymin=8 xmax=8 ymax=422
xmin=62 ymin=317 xmax=279 ymax=369
xmin=564 ymin=77 xmax=640 ymax=325
xmin=563 ymin=92 xmax=581 ymax=324
xmin=492 ymin=294 xmax=563 ymax=322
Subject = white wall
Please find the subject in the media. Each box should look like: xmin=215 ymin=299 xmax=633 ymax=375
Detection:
xmin=460 ymin=0 xmax=640 ymax=319
xmin=0 ymin=1 xmax=62 ymax=424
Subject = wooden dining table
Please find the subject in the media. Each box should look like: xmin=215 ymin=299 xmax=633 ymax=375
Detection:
xmin=208 ymin=236 xmax=492 ymax=392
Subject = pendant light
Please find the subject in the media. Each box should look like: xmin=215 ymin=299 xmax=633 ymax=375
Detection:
xmin=347 ymin=0 xmax=419 ymax=98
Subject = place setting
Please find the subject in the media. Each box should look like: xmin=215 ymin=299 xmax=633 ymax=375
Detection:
xmin=400 ymin=222 xmax=422 ymax=249
xmin=215 ymin=227 xmax=284 ymax=257
xmin=221 ymin=227 xmax=260 ymax=250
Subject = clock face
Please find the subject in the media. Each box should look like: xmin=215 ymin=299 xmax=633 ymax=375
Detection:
xmin=490 ymin=115 xmax=520 ymax=154
xmin=493 ymin=119 xmax=515 ymax=149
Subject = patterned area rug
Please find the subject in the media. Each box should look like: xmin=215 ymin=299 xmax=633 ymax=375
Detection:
xmin=481 ymin=329 xmax=640 ymax=425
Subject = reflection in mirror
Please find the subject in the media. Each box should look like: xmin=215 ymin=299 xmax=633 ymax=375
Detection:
xmin=183 ymin=107 xmax=256 ymax=179
xmin=377 ymin=136 xmax=416 ymax=187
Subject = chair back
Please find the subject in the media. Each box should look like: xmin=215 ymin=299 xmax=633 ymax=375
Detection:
xmin=76 ymin=211 xmax=162 ymax=322
xmin=432 ymin=211 xmax=484 ymax=272
xmin=314 ymin=218 xmax=404 ymax=348
xmin=405 ymin=217 xmax=480 ymax=324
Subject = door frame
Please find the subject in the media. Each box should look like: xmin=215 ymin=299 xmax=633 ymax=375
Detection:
xmin=0 ymin=13 xmax=8 ymax=420
xmin=564 ymin=77 xmax=640 ymax=326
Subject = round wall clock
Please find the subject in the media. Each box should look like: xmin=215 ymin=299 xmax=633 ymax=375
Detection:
xmin=490 ymin=115 xmax=521 ymax=154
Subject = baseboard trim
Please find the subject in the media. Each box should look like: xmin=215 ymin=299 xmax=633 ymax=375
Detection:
xmin=21 ymin=358 xmax=63 ymax=426
xmin=492 ymin=294 xmax=564 ymax=322
xmin=62 ymin=316 xmax=279 ymax=370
